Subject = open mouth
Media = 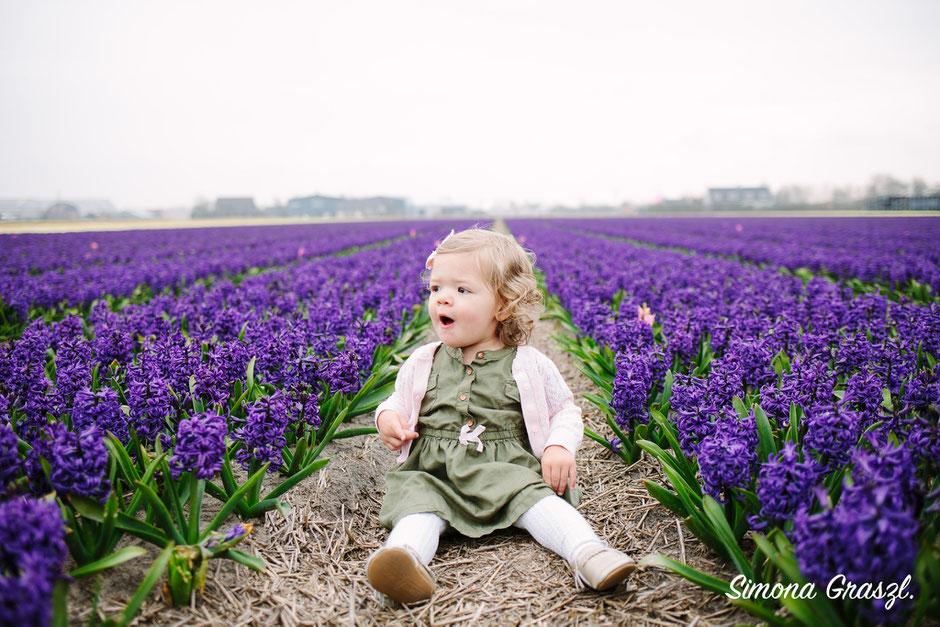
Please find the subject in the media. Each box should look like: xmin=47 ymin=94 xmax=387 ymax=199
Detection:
xmin=439 ymin=315 xmax=455 ymax=327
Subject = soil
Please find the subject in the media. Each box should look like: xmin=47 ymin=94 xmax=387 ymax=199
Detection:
xmin=67 ymin=315 xmax=755 ymax=626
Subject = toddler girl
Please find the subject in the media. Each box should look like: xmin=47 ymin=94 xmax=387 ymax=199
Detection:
xmin=367 ymin=227 xmax=635 ymax=603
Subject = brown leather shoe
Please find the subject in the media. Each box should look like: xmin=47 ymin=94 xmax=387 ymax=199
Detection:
xmin=573 ymin=544 xmax=635 ymax=591
xmin=366 ymin=546 xmax=435 ymax=603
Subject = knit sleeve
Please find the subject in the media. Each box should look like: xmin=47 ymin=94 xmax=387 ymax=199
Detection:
xmin=374 ymin=352 xmax=415 ymax=428
xmin=539 ymin=353 xmax=584 ymax=455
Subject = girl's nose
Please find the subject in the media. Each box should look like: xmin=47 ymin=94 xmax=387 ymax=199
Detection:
xmin=436 ymin=289 xmax=453 ymax=305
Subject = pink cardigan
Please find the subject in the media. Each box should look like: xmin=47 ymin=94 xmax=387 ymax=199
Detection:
xmin=375 ymin=341 xmax=583 ymax=464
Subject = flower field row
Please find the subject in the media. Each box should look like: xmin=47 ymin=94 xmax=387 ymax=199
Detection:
xmin=0 ymin=221 xmax=475 ymax=624
xmin=507 ymin=218 xmax=939 ymax=625
xmin=0 ymin=220 xmax=436 ymax=324
xmin=538 ymin=216 xmax=940 ymax=297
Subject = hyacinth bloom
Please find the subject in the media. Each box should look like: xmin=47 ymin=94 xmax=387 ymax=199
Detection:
xmin=695 ymin=413 xmax=758 ymax=504
xmin=45 ymin=425 xmax=111 ymax=502
xmin=0 ymin=422 xmax=22 ymax=496
xmin=751 ymin=442 xmax=819 ymax=530
xmin=71 ymin=387 xmax=128 ymax=444
xmin=803 ymin=407 xmax=862 ymax=470
xmin=0 ymin=496 xmax=67 ymax=626
xmin=793 ymin=482 xmax=919 ymax=619
xmin=169 ymin=413 xmax=227 ymax=480
xmin=609 ymin=352 xmax=654 ymax=432
xmin=125 ymin=369 xmax=173 ymax=442
xmin=233 ymin=394 xmax=291 ymax=471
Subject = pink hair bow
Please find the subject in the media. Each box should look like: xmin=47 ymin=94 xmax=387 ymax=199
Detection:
xmin=425 ymin=229 xmax=455 ymax=269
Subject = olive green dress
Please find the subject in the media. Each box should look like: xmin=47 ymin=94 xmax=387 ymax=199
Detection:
xmin=379 ymin=343 xmax=580 ymax=537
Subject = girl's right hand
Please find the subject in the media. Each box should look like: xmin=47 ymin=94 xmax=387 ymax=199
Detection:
xmin=377 ymin=410 xmax=419 ymax=452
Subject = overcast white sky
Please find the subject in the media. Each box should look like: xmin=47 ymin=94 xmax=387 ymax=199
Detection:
xmin=1 ymin=0 xmax=938 ymax=210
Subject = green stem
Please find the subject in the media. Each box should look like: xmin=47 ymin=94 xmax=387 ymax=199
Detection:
xmin=249 ymin=459 xmax=263 ymax=507
xmin=188 ymin=476 xmax=204 ymax=545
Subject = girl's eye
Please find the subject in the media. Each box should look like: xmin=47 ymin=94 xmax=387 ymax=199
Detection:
xmin=430 ymin=286 xmax=439 ymax=292
xmin=458 ymin=287 xmax=468 ymax=294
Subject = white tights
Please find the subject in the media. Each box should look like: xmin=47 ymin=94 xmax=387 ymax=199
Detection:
xmin=383 ymin=495 xmax=603 ymax=566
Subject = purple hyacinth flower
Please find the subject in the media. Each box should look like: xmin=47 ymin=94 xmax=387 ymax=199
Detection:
xmin=609 ymin=351 xmax=654 ymax=432
xmin=696 ymin=413 xmax=758 ymax=504
xmin=169 ymin=413 xmax=227 ymax=480
xmin=750 ymin=442 xmax=820 ymax=530
xmin=71 ymin=387 xmax=129 ymax=444
xmin=0 ymin=422 xmax=23 ymax=497
xmin=0 ymin=496 xmax=67 ymax=626
xmin=32 ymin=424 xmax=111 ymax=502
xmin=233 ymin=394 xmax=291 ymax=471
xmin=803 ymin=406 xmax=862 ymax=471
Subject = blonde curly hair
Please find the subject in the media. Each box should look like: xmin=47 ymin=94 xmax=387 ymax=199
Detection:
xmin=424 ymin=227 xmax=543 ymax=346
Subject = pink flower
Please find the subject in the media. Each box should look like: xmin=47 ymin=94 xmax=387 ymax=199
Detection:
xmin=637 ymin=303 xmax=656 ymax=326
xmin=90 ymin=241 xmax=99 ymax=250
xmin=297 ymin=246 xmax=306 ymax=258
xmin=734 ymin=224 xmax=743 ymax=233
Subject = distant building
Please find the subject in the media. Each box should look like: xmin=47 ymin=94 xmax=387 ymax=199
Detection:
xmin=868 ymin=195 xmax=940 ymax=211
xmin=285 ymin=195 xmax=406 ymax=218
xmin=43 ymin=202 xmax=81 ymax=220
xmin=213 ymin=197 xmax=260 ymax=217
xmin=341 ymin=196 xmax=407 ymax=217
xmin=0 ymin=198 xmax=115 ymax=221
xmin=707 ymin=187 xmax=773 ymax=209
xmin=286 ymin=195 xmax=341 ymax=217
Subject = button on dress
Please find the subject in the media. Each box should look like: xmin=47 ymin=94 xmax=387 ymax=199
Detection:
xmin=379 ymin=344 xmax=580 ymax=537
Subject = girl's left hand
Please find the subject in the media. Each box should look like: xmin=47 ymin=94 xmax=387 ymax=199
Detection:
xmin=541 ymin=445 xmax=577 ymax=496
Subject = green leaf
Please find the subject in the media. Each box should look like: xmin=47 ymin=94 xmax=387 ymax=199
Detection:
xmin=254 ymin=458 xmax=330 ymax=511
xmin=583 ymin=427 xmax=614 ymax=451
xmin=661 ymin=370 xmax=674 ymax=405
xmin=204 ymin=480 xmax=229 ymax=504
xmin=643 ymin=480 xmax=688 ymax=518
xmin=639 ymin=554 xmax=732 ymax=595
xmin=575 ymin=363 xmax=613 ymax=393
xmin=94 ymin=490 xmax=120 ymax=559
xmin=72 ymin=497 xmax=168 ymax=548
xmin=246 ymin=357 xmax=256 ymax=389
xmin=702 ymin=496 xmax=753 ymax=580
xmin=133 ymin=481 xmax=186 ymax=545
xmin=188 ymin=477 xmax=205 ymax=544
xmin=640 ymin=418 xmax=698 ymax=488
xmin=683 ymin=515 xmax=729 ymax=558
xmin=51 ymin=578 xmax=69 ymax=627
xmin=200 ymin=463 xmax=269 ymax=540
xmin=286 ymin=435 xmax=309 ymax=476
xmin=753 ymin=404 xmax=777 ymax=463
xmin=115 ymin=542 xmax=175 ymax=627
xmin=786 ymin=403 xmax=801 ymax=444
xmin=217 ymin=549 xmax=266 ymax=572
xmin=881 ymin=387 xmax=893 ymax=410
xmin=153 ymin=457 xmax=185 ymax=535
xmin=582 ymin=391 xmax=612 ymax=412
xmin=70 ymin=546 xmax=148 ymax=578
xmin=332 ymin=427 xmax=377 ymax=439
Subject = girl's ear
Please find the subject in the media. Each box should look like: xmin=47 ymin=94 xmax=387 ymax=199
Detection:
xmin=495 ymin=302 xmax=510 ymax=322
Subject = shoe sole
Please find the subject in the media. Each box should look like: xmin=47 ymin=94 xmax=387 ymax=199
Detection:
xmin=594 ymin=560 xmax=636 ymax=591
xmin=367 ymin=547 xmax=434 ymax=603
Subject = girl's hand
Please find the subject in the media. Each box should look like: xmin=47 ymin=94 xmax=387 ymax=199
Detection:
xmin=377 ymin=410 xmax=418 ymax=452
xmin=541 ymin=445 xmax=577 ymax=496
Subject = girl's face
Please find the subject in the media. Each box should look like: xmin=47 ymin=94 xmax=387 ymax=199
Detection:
xmin=428 ymin=251 xmax=505 ymax=358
